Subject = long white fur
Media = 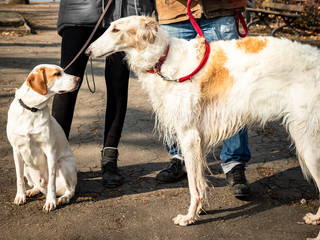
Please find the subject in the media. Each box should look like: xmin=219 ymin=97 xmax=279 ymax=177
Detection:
xmin=86 ymin=16 xmax=320 ymax=236
xmin=7 ymin=64 xmax=79 ymax=211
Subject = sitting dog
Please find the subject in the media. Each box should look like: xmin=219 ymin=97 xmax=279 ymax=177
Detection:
xmin=86 ymin=16 xmax=320 ymax=237
xmin=7 ymin=64 xmax=79 ymax=211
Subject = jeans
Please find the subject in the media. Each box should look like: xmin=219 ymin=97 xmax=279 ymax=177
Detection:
xmin=161 ymin=15 xmax=251 ymax=173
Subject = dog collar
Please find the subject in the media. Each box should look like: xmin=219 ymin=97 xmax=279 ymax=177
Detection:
xmin=147 ymin=39 xmax=210 ymax=83
xmin=147 ymin=43 xmax=170 ymax=76
xmin=18 ymin=99 xmax=39 ymax=112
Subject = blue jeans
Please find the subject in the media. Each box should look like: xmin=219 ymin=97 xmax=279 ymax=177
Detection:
xmin=161 ymin=16 xmax=251 ymax=173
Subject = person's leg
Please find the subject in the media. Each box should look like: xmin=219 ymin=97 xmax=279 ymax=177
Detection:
xmin=52 ymin=27 xmax=91 ymax=138
xmin=220 ymin=129 xmax=251 ymax=173
xmin=101 ymin=52 xmax=130 ymax=187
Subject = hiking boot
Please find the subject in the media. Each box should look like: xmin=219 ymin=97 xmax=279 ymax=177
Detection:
xmin=101 ymin=147 xmax=123 ymax=187
xmin=156 ymin=157 xmax=187 ymax=183
xmin=226 ymin=164 xmax=250 ymax=197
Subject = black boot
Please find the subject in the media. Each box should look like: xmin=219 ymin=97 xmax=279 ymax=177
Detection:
xmin=101 ymin=147 xmax=123 ymax=187
xmin=226 ymin=164 xmax=250 ymax=197
xmin=156 ymin=157 xmax=187 ymax=183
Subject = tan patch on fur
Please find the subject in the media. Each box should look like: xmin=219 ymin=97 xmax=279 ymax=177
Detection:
xmin=44 ymin=67 xmax=61 ymax=86
xmin=26 ymin=67 xmax=61 ymax=95
xmin=112 ymin=17 xmax=158 ymax=51
xmin=136 ymin=17 xmax=158 ymax=47
xmin=236 ymin=37 xmax=268 ymax=54
xmin=195 ymin=37 xmax=206 ymax=61
xmin=27 ymin=67 xmax=47 ymax=95
xmin=198 ymin=45 xmax=233 ymax=101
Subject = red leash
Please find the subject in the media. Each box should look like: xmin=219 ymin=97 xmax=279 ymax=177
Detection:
xmin=149 ymin=0 xmax=248 ymax=82
xmin=148 ymin=0 xmax=211 ymax=82
xmin=178 ymin=0 xmax=211 ymax=82
xmin=236 ymin=10 xmax=248 ymax=38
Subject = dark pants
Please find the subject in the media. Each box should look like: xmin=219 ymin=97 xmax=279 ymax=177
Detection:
xmin=52 ymin=27 xmax=130 ymax=148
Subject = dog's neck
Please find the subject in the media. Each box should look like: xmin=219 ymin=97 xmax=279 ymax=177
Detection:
xmin=15 ymin=82 xmax=52 ymax=111
xmin=124 ymin=28 xmax=170 ymax=74
xmin=125 ymin=28 xmax=204 ymax=82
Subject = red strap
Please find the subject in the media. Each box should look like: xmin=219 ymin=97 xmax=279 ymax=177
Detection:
xmin=179 ymin=0 xmax=211 ymax=82
xmin=148 ymin=2 xmax=247 ymax=82
xmin=147 ymin=44 xmax=170 ymax=74
xmin=236 ymin=10 xmax=248 ymax=38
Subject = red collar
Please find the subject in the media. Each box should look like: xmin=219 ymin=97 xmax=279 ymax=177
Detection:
xmin=147 ymin=44 xmax=170 ymax=74
xmin=146 ymin=40 xmax=210 ymax=83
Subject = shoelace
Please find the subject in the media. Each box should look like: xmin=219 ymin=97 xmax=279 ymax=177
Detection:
xmin=163 ymin=158 xmax=183 ymax=173
xmin=102 ymin=161 xmax=117 ymax=172
xmin=231 ymin=167 xmax=247 ymax=184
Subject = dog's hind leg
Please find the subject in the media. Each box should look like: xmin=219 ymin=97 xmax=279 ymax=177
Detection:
xmin=173 ymin=128 xmax=207 ymax=226
xmin=26 ymin=187 xmax=41 ymax=197
xmin=57 ymin=156 xmax=77 ymax=205
xmin=302 ymin=150 xmax=320 ymax=226
xmin=290 ymin=125 xmax=320 ymax=226
xmin=24 ymin=166 xmax=42 ymax=197
xmin=297 ymin=142 xmax=320 ymax=225
xmin=302 ymin=150 xmax=320 ymax=240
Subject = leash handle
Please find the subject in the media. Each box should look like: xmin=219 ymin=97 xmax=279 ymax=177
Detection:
xmin=179 ymin=0 xmax=211 ymax=82
xmin=85 ymin=58 xmax=96 ymax=93
xmin=63 ymin=0 xmax=113 ymax=72
xmin=236 ymin=10 xmax=248 ymax=38
xmin=186 ymin=0 xmax=205 ymax=38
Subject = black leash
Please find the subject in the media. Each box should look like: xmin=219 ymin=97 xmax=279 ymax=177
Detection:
xmin=63 ymin=0 xmax=113 ymax=72
xmin=85 ymin=58 xmax=96 ymax=93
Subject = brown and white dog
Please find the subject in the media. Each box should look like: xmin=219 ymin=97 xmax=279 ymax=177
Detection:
xmin=86 ymin=16 xmax=320 ymax=238
xmin=7 ymin=64 xmax=79 ymax=211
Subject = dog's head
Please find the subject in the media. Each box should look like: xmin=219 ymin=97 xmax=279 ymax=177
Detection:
xmin=26 ymin=64 xmax=80 ymax=95
xmin=86 ymin=16 xmax=159 ymax=58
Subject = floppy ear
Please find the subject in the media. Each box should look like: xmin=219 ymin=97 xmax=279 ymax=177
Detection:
xmin=140 ymin=17 xmax=158 ymax=44
xmin=26 ymin=67 xmax=47 ymax=95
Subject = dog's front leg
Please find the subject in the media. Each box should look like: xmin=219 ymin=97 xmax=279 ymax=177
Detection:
xmin=173 ymin=128 xmax=207 ymax=226
xmin=42 ymin=147 xmax=57 ymax=212
xmin=304 ymin=207 xmax=320 ymax=225
xmin=13 ymin=149 xmax=26 ymax=205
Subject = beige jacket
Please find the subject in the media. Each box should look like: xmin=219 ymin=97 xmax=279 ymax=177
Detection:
xmin=156 ymin=0 xmax=248 ymax=25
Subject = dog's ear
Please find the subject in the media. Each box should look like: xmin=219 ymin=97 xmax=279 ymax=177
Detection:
xmin=140 ymin=17 xmax=158 ymax=44
xmin=26 ymin=67 xmax=48 ymax=95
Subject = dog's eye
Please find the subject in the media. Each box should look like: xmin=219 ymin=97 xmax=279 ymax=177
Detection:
xmin=112 ymin=28 xmax=120 ymax=33
xmin=53 ymin=72 xmax=61 ymax=77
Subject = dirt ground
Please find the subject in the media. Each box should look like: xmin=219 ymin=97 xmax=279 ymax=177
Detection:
xmin=1 ymin=2 xmax=320 ymax=240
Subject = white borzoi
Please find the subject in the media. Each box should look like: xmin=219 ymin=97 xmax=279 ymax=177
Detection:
xmin=86 ymin=15 xmax=320 ymax=238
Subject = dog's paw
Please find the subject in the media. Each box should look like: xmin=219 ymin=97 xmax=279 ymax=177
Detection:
xmin=14 ymin=193 xmax=26 ymax=205
xmin=43 ymin=198 xmax=57 ymax=212
xmin=196 ymin=204 xmax=205 ymax=215
xmin=304 ymin=213 xmax=320 ymax=225
xmin=173 ymin=214 xmax=195 ymax=226
xmin=26 ymin=188 xmax=41 ymax=197
xmin=58 ymin=196 xmax=70 ymax=205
